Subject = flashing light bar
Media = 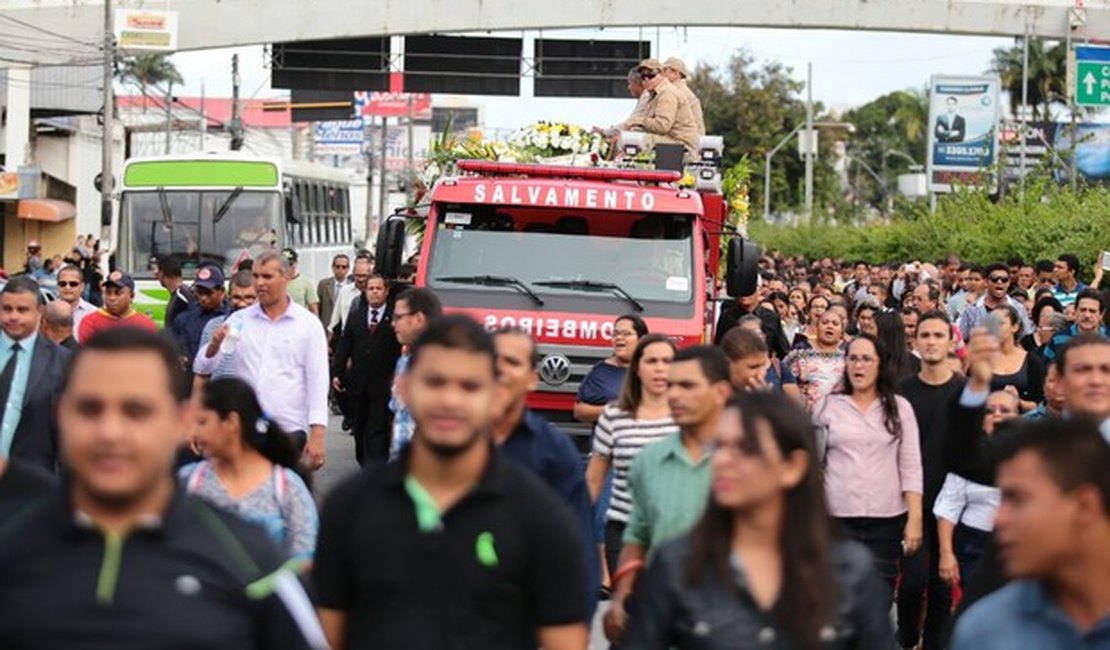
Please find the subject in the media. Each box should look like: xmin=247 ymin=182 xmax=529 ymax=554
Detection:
xmin=456 ymin=160 xmax=681 ymax=184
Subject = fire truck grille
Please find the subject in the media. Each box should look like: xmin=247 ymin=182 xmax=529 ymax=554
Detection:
xmin=534 ymin=344 xmax=612 ymax=395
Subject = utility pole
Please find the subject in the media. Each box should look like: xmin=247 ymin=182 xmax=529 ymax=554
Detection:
xmin=1019 ymin=20 xmax=1030 ymax=197
xmin=377 ymin=116 xmax=389 ymax=224
xmin=230 ymin=53 xmax=243 ymax=151
xmin=804 ymin=62 xmax=814 ymax=220
xmin=164 ymin=79 xmax=173 ymax=154
xmin=100 ymin=0 xmax=115 ymax=234
xmin=200 ymin=80 xmax=206 ymax=151
xmin=406 ymin=94 xmax=414 ymax=198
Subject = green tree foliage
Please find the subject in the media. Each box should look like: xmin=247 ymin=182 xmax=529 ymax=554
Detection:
xmin=750 ymin=176 xmax=1110 ymax=272
xmin=989 ymin=39 xmax=1066 ymax=120
xmin=839 ymin=89 xmax=928 ymax=203
xmin=116 ymin=54 xmax=184 ymax=110
xmin=688 ymin=50 xmax=838 ymax=216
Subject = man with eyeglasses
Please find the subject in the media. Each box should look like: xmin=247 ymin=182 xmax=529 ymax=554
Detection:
xmin=327 ymin=256 xmax=372 ymax=341
xmin=957 ymin=263 xmax=1033 ymax=341
xmin=317 ymin=254 xmax=351 ymax=329
xmin=622 ymin=58 xmax=699 ymax=156
xmin=55 ymin=265 xmax=96 ymax=342
xmin=327 ymin=256 xmax=372 ymax=430
xmin=388 ymin=287 xmax=443 ymax=461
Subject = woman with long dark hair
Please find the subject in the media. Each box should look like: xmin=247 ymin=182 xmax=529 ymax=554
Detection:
xmin=814 ymin=334 xmax=923 ymax=604
xmin=623 ymin=392 xmax=895 ymax=649
xmin=573 ymin=314 xmax=648 ymax=424
xmin=586 ymin=334 xmax=678 ymax=578
xmin=989 ymin=304 xmax=1044 ymax=412
xmin=179 ymin=378 xmax=318 ymax=563
xmin=876 ymin=310 xmax=920 ymax=380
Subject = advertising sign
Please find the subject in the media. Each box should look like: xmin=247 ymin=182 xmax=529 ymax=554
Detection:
xmin=926 ymin=75 xmax=1001 ymax=193
xmin=115 ymin=10 xmax=179 ymax=52
xmin=1055 ymin=123 xmax=1110 ymax=180
xmin=313 ymin=120 xmax=365 ymax=156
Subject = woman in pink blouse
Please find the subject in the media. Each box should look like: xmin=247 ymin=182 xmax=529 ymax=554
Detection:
xmin=814 ymin=333 xmax=924 ymax=605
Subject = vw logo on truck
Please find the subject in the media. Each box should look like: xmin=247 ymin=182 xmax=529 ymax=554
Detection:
xmin=539 ymin=354 xmax=572 ymax=386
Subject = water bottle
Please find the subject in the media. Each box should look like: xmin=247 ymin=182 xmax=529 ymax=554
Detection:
xmin=220 ymin=316 xmax=243 ymax=355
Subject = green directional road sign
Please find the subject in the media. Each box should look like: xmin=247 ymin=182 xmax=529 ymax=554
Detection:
xmin=1076 ymin=46 xmax=1110 ymax=107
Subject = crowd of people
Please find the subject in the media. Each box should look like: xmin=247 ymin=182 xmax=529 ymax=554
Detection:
xmin=0 ymin=243 xmax=1106 ymax=650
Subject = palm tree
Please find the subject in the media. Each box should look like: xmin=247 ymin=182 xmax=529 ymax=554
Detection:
xmin=989 ymin=39 xmax=1066 ymax=120
xmin=116 ymin=54 xmax=184 ymax=112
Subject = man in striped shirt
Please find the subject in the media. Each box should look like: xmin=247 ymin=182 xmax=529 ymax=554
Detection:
xmin=604 ymin=346 xmax=733 ymax=644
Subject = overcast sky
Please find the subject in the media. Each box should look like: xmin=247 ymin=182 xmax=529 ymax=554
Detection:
xmin=168 ymin=26 xmax=1017 ymax=130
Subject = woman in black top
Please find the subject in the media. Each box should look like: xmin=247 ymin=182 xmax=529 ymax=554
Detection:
xmin=989 ymin=304 xmax=1044 ymax=412
xmin=623 ymin=393 xmax=894 ymax=650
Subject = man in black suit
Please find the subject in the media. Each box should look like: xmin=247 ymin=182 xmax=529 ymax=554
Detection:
xmin=0 ymin=276 xmax=71 ymax=472
xmin=935 ymin=96 xmax=966 ymax=144
xmin=332 ymin=273 xmax=402 ymax=466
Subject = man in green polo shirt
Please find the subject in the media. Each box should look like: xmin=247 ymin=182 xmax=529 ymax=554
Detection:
xmin=604 ymin=346 xmax=732 ymax=644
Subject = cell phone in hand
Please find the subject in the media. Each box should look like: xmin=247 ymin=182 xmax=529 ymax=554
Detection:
xmin=1101 ymin=250 xmax=1110 ymax=272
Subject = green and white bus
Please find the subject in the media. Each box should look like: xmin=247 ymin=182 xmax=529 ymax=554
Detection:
xmin=118 ymin=155 xmax=358 ymax=325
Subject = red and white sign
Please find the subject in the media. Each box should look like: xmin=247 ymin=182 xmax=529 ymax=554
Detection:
xmin=470 ymin=182 xmax=659 ymax=212
xmin=354 ymin=92 xmax=432 ymax=119
xmin=482 ymin=314 xmax=616 ymax=343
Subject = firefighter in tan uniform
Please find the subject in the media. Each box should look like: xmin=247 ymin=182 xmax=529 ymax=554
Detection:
xmin=662 ymin=57 xmax=705 ymax=136
xmin=623 ymin=58 xmax=699 ymax=155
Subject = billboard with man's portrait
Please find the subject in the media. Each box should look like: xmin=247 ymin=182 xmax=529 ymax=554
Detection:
xmin=927 ymin=75 xmax=1001 ymax=193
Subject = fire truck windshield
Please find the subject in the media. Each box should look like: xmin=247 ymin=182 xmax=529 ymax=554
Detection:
xmin=426 ymin=206 xmax=695 ymax=305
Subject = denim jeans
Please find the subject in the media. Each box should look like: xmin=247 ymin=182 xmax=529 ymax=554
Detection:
xmin=836 ymin=515 xmax=906 ymax=606
xmin=897 ymin=514 xmax=952 ymax=650
xmin=954 ymin=522 xmax=993 ymax=587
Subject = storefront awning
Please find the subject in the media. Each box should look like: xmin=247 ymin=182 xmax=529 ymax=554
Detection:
xmin=16 ymin=199 xmax=76 ymax=223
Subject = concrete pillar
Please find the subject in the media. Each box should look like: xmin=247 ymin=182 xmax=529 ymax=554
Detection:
xmin=3 ymin=66 xmax=32 ymax=169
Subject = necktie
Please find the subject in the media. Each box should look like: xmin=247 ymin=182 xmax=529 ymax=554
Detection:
xmin=0 ymin=342 xmax=23 ymax=420
xmin=369 ymin=308 xmax=380 ymax=333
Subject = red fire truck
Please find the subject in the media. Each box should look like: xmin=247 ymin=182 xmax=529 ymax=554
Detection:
xmin=375 ymin=159 xmax=756 ymax=447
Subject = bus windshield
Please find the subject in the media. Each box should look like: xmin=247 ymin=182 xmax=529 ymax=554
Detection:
xmin=426 ymin=204 xmax=695 ymax=305
xmin=121 ymin=190 xmax=282 ymax=275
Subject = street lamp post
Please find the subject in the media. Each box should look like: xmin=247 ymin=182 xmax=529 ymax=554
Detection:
xmin=763 ymin=121 xmax=855 ymax=222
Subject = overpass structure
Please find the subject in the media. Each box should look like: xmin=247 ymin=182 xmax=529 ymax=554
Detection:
xmin=2 ymin=0 xmax=1108 ymax=66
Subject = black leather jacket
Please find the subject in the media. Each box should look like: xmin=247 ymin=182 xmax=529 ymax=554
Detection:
xmin=623 ymin=535 xmax=895 ymax=649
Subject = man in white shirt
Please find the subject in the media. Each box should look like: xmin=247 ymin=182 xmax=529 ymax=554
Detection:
xmin=55 ymin=265 xmax=97 ymax=342
xmin=194 ymin=250 xmax=329 ymax=470
xmin=327 ymin=256 xmax=371 ymax=340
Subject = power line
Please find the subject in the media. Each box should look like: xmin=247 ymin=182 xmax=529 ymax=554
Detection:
xmin=0 ymin=13 xmax=99 ymax=47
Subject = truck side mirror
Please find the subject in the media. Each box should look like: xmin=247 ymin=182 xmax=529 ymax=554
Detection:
xmin=726 ymin=238 xmax=759 ymax=298
xmin=374 ymin=217 xmax=406 ymax=279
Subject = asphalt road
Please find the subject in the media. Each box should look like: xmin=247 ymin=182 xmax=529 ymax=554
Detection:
xmin=313 ymin=415 xmax=610 ymax=648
